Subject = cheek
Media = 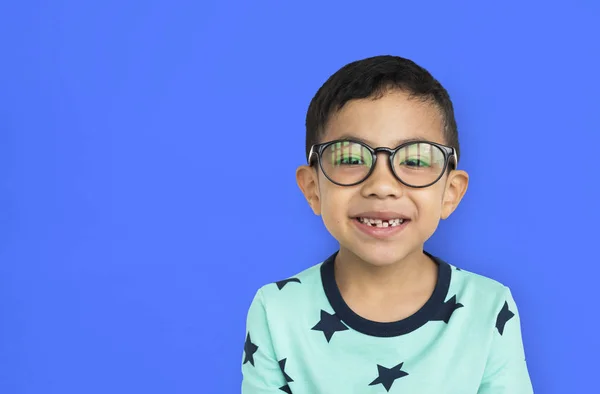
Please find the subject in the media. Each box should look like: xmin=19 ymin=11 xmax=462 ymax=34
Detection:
xmin=318 ymin=183 xmax=353 ymax=228
xmin=413 ymin=188 xmax=445 ymax=229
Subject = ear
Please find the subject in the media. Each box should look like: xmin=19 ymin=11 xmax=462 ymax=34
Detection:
xmin=296 ymin=165 xmax=321 ymax=216
xmin=440 ymin=169 xmax=469 ymax=220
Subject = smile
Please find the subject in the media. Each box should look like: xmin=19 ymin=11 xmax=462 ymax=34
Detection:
xmin=352 ymin=216 xmax=410 ymax=239
xmin=356 ymin=217 xmax=405 ymax=227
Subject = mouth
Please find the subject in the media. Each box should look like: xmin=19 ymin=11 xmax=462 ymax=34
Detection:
xmin=351 ymin=212 xmax=411 ymax=239
xmin=355 ymin=217 xmax=407 ymax=228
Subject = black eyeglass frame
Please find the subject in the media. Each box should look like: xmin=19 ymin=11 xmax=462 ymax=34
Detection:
xmin=307 ymin=139 xmax=458 ymax=188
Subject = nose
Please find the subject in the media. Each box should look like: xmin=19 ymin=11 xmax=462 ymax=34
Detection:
xmin=360 ymin=152 xmax=404 ymax=199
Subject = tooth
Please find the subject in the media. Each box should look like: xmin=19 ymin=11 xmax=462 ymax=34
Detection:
xmin=359 ymin=217 xmax=410 ymax=227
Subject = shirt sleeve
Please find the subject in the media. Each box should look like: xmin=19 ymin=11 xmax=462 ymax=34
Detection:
xmin=477 ymin=286 xmax=534 ymax=394
xmin=241 ymin=288 xmax=289 ymax=394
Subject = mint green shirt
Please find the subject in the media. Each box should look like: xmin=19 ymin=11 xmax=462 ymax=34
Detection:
xmin=241 ymin=252 xmax=534 ymax=393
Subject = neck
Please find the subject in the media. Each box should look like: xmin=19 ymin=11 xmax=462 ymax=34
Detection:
xmin=334 ymin=246 xmax=436 ymax=298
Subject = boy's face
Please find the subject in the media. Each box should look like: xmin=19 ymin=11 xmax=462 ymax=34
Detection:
xmin=296 ymin=90 xmax=469 ymax=267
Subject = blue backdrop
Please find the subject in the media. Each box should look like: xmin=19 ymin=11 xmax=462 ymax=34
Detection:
xmin=1 ymin=1 xmax=598 ymax=393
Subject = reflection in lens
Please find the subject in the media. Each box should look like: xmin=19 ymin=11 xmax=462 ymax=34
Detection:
xmin=394 ymin=142 xmax=445 ymax=186
xmin=322 ymin=141 xmax=372 ymax=185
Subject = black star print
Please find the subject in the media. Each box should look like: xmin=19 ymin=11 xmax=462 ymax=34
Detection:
xmin=369 ymin=362 xmax=409 ymax=392
xmin=311 ymin=310 xmax=348 ymax=342
xmin=279 ymin=385 xmax=292 ymax=394
xmin=456 ymin=266 xmax=462 ymax=271
xmin=278 ymin=358 xmax=293 ymax=393
xmin=275 ymin=278 xmax=301 ymax=290
xmin=495 ymin=301 xmax=515 ymax=335
xmin=431 ymin=295 xmax=464 ymax=324
xmin=243 ymin=333 xmax=259 ymax=367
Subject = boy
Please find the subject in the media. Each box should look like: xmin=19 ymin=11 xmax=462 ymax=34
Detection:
xmin=241 ymin=55 xmax=534 ymax=393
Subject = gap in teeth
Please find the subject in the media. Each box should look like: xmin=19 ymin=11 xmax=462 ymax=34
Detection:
xmin=358 ymin=217 xmax=405 ymax=227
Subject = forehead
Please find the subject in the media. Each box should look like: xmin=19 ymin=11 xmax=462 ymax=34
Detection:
xmin=324 ymin=90 xmax=445 ymax=147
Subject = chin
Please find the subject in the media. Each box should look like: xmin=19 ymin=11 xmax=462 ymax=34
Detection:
xmin=345 ymin=244 xmax=416 ymax=267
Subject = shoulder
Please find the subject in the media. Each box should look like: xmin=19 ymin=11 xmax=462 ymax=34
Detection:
xmin=249 ymin=259 xmax=326 ymax=317
xmin=455 ymin=266 xmax=506 ymax=293
xmin=261 ymin=261 xmax=322 ymax=296
xmin=445 ymin=259 xmax=520 ymax=316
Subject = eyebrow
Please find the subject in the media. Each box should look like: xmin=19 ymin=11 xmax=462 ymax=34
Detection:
xmin=336 ymin=134 xmax=431 ymax=147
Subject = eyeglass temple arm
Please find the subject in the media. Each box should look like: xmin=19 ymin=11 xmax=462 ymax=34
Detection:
xmin=307 ymin=145 xmax=316 ymax=164
xmin=449 ymin=148 xmax=458 ymax=169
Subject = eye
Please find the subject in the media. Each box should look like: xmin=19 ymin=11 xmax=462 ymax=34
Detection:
xmin=399 ymin=158 xmax=431 ymax=167
xmin=337 ymin=156 xmax=365 ymax=165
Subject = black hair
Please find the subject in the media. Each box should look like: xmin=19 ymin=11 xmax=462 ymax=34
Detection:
xmin=305 ymin=55 xmax=460 ymax=164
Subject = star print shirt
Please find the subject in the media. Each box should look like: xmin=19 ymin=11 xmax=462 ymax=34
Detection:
xmin=241 ymin=252 xmax=534 ymax=393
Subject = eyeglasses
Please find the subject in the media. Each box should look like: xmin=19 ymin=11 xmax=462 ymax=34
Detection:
xmin=308 ymin=139 xmax=457 ymax=188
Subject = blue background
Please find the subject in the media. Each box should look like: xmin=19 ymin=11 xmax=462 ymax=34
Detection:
xmin=1 ymin=1 xmax=598 ymax=393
